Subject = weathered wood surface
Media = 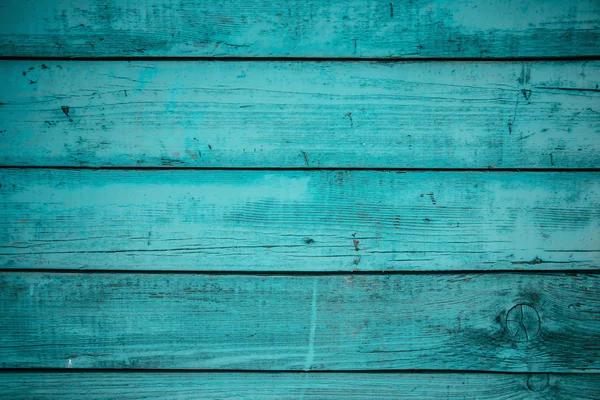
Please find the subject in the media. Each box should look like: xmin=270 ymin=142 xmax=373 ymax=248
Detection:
xmin=0 ymin=0 xmax=599 ymax=58
xmin=0 ymin=372 xmax=598 ymax=399
xmin=1 ymin=61 xmax=599 ymax=168
xmin=1 ymin=272 xmax=599 ymax=371
xmin=1 ymin=170 xmax=599 ymax=272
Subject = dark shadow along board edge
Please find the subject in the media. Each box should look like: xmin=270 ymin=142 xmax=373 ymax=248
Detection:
xmin=0 ymin=0 xmax=599 ymax=58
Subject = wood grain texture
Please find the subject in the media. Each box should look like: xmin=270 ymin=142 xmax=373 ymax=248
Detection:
xmin=0 ymin=0 xmax=599 ymax=58
xmin=1 ymin=372 xmax=598 ymax=399
xmin=1 ymin=61 xmax=599 ymax=168
xmin=1 ymin=272 xmax=599 ymax=371
xmin=1 ymin=169 xmax=599 ymax=272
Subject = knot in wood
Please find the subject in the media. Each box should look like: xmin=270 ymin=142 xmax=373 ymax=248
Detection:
xmin=506 ymin=304 xmax=540 ymax=341
xmin=527 ymin=374 xmax=549 ymax=392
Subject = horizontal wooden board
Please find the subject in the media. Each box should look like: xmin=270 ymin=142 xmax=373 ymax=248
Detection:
xmin=0 ymin=0 xmax=599 ymax=58
xmin=1 ymin=372 xmax=598 ymax=399
xmin=1 ymin=272 xmax=599 ymax=371
xmin=1 ymin=170 xmax=599 ymax=271
xmin=1 ymin=61 xmax=599 ymax=168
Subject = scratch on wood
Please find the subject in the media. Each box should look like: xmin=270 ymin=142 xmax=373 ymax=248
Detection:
xmin=511 ymin=257 xmax=544 ymax=265
xmin=345 ymin=112 xmax=353 ymax=127
xmin=301 ymin=151 xmax=310 ymax=167
xmin=60 ymin=106 xmax=73 ymax=122
xmin=427 ymin=192 xmax=437 ymax=205
xmin=303 ymin=279 xmax=318 ymax=371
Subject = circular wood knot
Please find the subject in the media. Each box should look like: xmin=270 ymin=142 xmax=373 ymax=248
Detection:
xmin=506 ymin=304 xmax=540 ymax=341
xmin=527 ymin=374 xmax=549 ymax=392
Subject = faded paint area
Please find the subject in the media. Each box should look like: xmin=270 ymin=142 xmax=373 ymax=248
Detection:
xmin=0 ymin=0 xmax=598 ymax=57
xmin=0 ymin=170 xmax=598 ymax=271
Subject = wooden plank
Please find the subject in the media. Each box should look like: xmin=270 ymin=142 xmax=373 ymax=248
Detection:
xmin=1 ymin=61 xmax=599 ymax=168
xmin=0 ymin=372 xmax=598 ymax=399
xmin=1 ymin=170 xmax=599 ymax=272
xmin=1 ymin=272 xmax=598 ymax=371
xmin=0 ymin=0 xmax=599 ymax=58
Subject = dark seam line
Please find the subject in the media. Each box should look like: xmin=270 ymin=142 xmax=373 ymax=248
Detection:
xmin=0 ymin=269 xmax=596 ymax=276
xmin=0 ymin=368 xmax=595 ymax=375
xmin=535 ymin=86 xmax=600 ymax=93
xmin=0 ymin=166 xmax=599 ymax=172
xmin=1 ymin=56 xmax=600 ymax=62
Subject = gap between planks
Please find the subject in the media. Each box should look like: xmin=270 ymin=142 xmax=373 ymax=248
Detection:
xmin=0 ymin=269 xmax=598 ymax=276
xmin=3 ymin=56 xmax=600 ymax=62
xmin=1 ymin=167 xmax=600 ymax=172
xmin=0 ymin=368 xmax=595 ymax=375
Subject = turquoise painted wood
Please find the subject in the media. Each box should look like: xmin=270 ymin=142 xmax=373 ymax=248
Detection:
xmin=0 ymin=1 xmax=599 ymax=395
xmin=0 ymin=372 xmax=597 ymax=399
xmin=1 ymin=61 xmax=599 ymax=168
xmin=1 ymin=272 xmax=599 ymax=371
xmin=0 ymin=0 xmax=599 ymax=58
xmin=1 ymin=170 xmax=599 ymax=272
